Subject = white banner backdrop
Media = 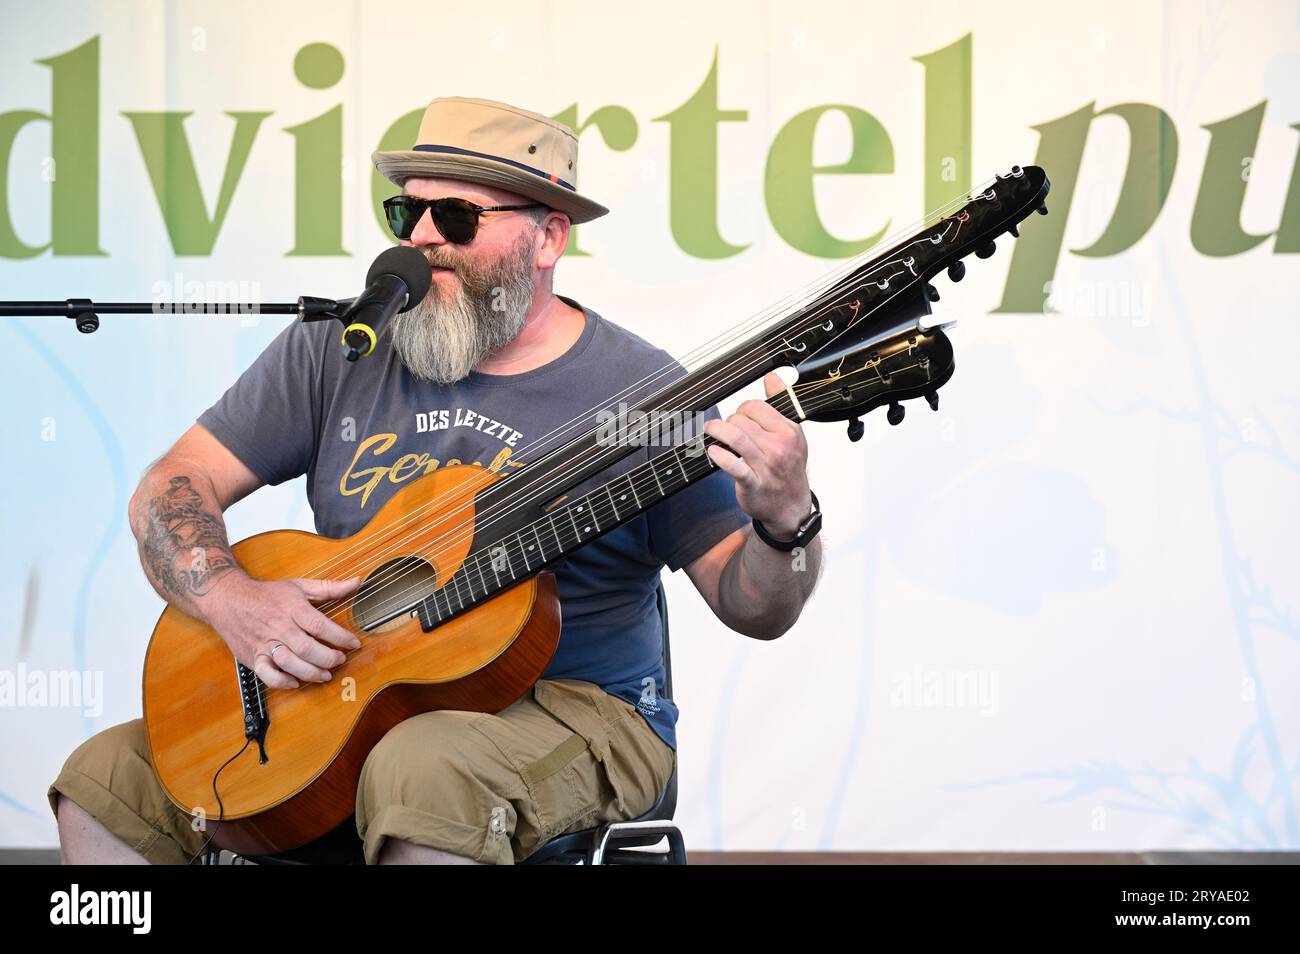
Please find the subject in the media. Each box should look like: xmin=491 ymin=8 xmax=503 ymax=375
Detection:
xmin=1 ymin=0 xmax=1298 ymax=852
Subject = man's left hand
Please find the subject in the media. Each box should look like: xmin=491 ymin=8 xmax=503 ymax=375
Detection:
xmin=704 ymin=371 xmax=813 ymax=538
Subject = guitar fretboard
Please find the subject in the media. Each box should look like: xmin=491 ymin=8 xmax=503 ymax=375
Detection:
xmin=390 ymin=389 xmax=799 ymax=632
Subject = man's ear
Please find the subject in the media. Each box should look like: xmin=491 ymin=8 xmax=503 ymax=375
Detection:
xmin=536 ymin=211 xmax=570 ymax=271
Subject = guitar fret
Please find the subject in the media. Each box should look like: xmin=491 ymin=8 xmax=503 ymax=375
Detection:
xmin=605 ymin=484 xmax=621 ymax=522
xmin=518 ymin=531 xmax=533 ymax=572
xmin=649 ymin=462 xmax=666 ymax=496
xmin=683 ymin=439 xmax=712 ymax=478
xmin=546 ymin=514 xmax=565 ymax=558
xmin=589 ymin=486 xmax=616 ymax=531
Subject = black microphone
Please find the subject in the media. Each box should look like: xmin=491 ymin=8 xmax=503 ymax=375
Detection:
xmin=338 ymin=246 xmax=432 ymax=361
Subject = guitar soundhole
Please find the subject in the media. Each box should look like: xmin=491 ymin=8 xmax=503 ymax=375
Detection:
xmin=352 ymin=556 xmax=439 ymax=633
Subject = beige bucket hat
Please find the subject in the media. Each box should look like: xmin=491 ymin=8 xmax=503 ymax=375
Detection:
xmin=372 ymin=96 xmax=609 ymax=224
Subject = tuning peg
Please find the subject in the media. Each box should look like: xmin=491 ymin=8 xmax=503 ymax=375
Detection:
xmin=925 ymin=391 xmax=939 ymax=411
xmin=1008 ymin=224 xmax=1019 ymax=238
xmin=887 ymin=402 xmax=905 ymax=426
xmin=1037 ymin=204 xmax=1048 ymax=215
xmin=976 ymin=242 xmax=996 ymax=259
xmin=846 ymin=417 xmax=865 ymax=442
xmin=926 ymin=283 xmax=940 ymax=302
xmin=947 ymin=260 xmax=966 ymax=282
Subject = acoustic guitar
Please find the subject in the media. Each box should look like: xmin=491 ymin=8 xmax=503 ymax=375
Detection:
xmin=143 ymin=165 xmax=1051 ymax=855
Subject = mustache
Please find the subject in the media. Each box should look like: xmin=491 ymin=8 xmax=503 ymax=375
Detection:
xmin=416 ymin=247 xmax=460 ymax=271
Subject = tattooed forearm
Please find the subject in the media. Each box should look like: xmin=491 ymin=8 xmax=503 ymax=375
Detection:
xmin=138 ymin=475 xmax=239 ymax=603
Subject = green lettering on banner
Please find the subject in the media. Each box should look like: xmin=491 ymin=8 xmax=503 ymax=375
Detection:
xmin=652 ymin=47 xmax=749 ymax=259
xmin=1277 ymin=123 xmax=1300 ymax=253
xmin=1191 ymin=101 xmax=1275 ymax=256
xmin=370 ymin=107 xmax=422 ymax=240
xmin=551 ymin=104 xmax=638 ymax=257
xmin=765 ymin=105 xmax=894 ymax=257
xmin=913 ymin=33 xmax=972 ymax=221
xmin=285 ymin=42 xmax=348 ymax=256
xmin=124 ymin=110 xmax=271 ymax=255
xmin=996 ymin=101 xmax=1178 ymax=313
xmin=0 ymin=36 xmax=103 ymax=258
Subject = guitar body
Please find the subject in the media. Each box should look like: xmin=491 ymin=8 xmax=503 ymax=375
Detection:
xmin=142 ymin=464 xmax=561 ymax=855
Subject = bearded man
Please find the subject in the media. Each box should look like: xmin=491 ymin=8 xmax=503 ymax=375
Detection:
xmin=48 ymin=97 xmax=823 ymax=865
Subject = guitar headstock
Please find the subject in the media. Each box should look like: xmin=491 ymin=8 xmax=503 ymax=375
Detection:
xmin=792 ymin=324 xmax=954 ymax=436
xmin=784 ymin=164 xmax=1050 ymax=438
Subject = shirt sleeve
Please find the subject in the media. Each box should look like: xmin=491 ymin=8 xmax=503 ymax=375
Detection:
xmin=196 ymin=318 xmax=326 ymax=486
xmin=645 ymin=405 xmax=751 ymax=572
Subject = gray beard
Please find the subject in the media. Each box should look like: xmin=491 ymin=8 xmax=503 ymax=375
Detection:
xmin=388 ymin=234 xmax=536 ymax=385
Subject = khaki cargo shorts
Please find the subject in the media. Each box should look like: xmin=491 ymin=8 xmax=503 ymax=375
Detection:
xmin=48 ymin=678 xmax=676 ymax=865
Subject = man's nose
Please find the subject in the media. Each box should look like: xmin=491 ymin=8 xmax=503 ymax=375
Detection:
xmin=403 ymin=206 xmax=447 ymax=248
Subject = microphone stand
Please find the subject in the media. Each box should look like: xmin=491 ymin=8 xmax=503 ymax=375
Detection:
xmin=0 ymin=295 xmax=379 ymax=361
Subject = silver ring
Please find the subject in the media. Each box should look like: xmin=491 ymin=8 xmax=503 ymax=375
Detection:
xmin=270 ymin=642 xmax=285 ymax=661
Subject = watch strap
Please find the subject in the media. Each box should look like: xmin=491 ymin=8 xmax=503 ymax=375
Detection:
xmin=752 ymin=490 xmax=822 ymax=552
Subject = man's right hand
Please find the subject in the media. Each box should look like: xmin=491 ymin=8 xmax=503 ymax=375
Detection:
xmin=201 ymin=574 xmax=363 ymax=689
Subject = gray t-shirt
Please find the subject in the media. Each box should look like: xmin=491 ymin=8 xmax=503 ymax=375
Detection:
xmin=197 ymin=295 xmax=749 ymax=751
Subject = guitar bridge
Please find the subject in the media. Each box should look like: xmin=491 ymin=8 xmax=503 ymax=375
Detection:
xmin=235 ymin=662 xmax=270 ymax=763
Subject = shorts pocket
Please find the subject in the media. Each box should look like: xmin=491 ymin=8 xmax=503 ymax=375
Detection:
xmin=516 ymin=733 xmax=602 ymax=841
xmin=531 ymin=679 xmax=632 ymax=817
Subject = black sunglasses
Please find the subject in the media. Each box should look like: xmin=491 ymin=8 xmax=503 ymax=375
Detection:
xmin=382 ymin=195 xmax=544 ymax=244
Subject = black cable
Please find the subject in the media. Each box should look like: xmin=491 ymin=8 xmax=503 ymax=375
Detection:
xmin=187 ymin=739 xmax=251 ymax=865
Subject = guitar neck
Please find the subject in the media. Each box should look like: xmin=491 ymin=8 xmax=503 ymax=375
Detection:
xmin=401 ymin=388 xmax=801 ymax=632
xmin=470 ymin=275 xmax=878 ymax=529
xmin=365 ymin=186 xmax=1014 ymax=631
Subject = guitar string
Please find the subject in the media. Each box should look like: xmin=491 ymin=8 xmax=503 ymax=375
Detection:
xmin=300 ymin=187 xmax=1001 ymax=625
xmin=331 ymin=356 xmax=913 ymax=631
xmin=318 ymin=264 xmax=954 ymax=633
xmin=330 ymin=172 xmax=1011 ymax=617
xmin=269 ymin=181 xmax=989 ymax=605
xmin=204 ymin=371 xmax=875 ymax=844
xmin=294 ymin=183 xmax=999 ymax=622
xmin=296 ymin=182 xmax=1015 ymax=632
xmin=229 ymin=172 xmax=1028 ymax=654
xmin=208 ymin=356 xmax=924 ymax=832
xmin=301 ymin=178 xmax=1027 ymax=630
xmin=256 ymin=351 xmax=934 ymax=690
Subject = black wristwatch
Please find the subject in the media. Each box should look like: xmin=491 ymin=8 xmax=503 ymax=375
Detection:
xmin=752 ymin=491 xmax=822 ymax=552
